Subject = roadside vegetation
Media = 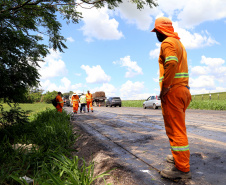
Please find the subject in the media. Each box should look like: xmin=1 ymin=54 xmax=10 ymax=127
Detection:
xmin=0 ymin=105 xmax=110 ymax=184
xmin=122 ymin=92 xmax=226 ymax=110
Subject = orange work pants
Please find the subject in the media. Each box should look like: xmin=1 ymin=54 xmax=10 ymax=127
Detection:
xmin=161 ymin=86 xmax=191 ymax=172
xmin=87 ymin=101 xmax=93 ymax=111
xmin=73 ymin=103 xmax=79 ymax=113
xmin=56 ymin=105 xmax=62 ymax=113
xmin=56 ymin=107 xmax=62 ymax=112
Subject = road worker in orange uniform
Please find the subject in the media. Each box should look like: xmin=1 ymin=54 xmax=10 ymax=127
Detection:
xmin=56 ymin=92 xmax=64 ymax=113
xmin=71 ymin=93 xmax=79 ymax=114
xmin=86 ymin=90 xmax=93 ymax=112
xmin=151 ymin=17 xmax=192 ymax=179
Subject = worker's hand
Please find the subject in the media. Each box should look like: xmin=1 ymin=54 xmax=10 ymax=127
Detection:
xmin=160 ymin=86 xmax=170 ymax=103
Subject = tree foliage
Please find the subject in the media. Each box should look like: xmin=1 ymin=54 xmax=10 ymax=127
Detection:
xmin=0 ymin=0 xmax=157 ymax=103
xmin=42 ymin=90 xmax=58 ymax=103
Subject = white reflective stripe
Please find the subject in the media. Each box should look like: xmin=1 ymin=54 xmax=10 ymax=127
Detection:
xmin=171 ymin=145 xmax=189 ymax=151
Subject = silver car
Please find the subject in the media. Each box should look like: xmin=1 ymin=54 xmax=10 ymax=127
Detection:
xmin=143 ymin=95 xmax=161 ymax=109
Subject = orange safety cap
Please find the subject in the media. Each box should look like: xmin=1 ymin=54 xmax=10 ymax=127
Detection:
xmin=151 ymin=17 xmax=173 ymax=32
xmin=151 ymin=17 xmax=180 ymax=40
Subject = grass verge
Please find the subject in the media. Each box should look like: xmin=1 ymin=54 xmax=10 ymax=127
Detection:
xmin=0 ymin=108 xmax=110 ymax=184
xmin=122 ymin=100 xmax=226 ymax=110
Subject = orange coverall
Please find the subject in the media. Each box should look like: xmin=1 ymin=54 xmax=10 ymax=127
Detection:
xmin=86 ymin=93 xmax=93 ymax=112
xmin=71 ymin=95 xmax=79 ymax=113
xmin=56 ymin=95 xmax=64 ymax=113
xmin=158 ymin=36 xmax=191 ymax=172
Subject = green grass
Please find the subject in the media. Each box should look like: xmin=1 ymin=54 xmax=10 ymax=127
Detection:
xmin=2 ymin=102 xmax=54 ymax=114
xmin=191 ymin=92 xmax=226 ymax=101
xmin=122 ymin=97 xmax=226 ymax=110
xmin=0 ymin=107 xmax=110 ymax=184
xmin=188 ymin=100 xmax=226 ymax=110
xmin=122 ymin=100 xmax=144 ymax=107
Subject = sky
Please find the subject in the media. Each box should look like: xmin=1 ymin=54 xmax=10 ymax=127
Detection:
xmin=38 ymin=0 xmax=226 ymax=100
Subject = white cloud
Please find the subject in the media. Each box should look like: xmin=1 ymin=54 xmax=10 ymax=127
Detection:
xmin=39 ymin=49 xmax=67 ymax=80
xmin=113 ymin=56 xmax=143 ymax=78
xmin=190 ymin=76 xmax=215 ymax=89
xmin=190 ymin=88 xmax=211 ymax=95
xmin=67 ymin=37 xmax=75 ymax=42
xmin=40 ymin=77 xmax=83 ymax=93
xmin=115 ymin=0 xmax=155 ymax=31
xmin=40 ymin=80 xmax=58 ymax=92
xmin=191 ymin=56 xmax=226 ymax=82
xmin=177 ymin=0 xmax=226 ymax=28
xmin=190 ymin=66 xmax=207 ymax=76
xmin=120 ymin=80 xmax=146 ymax=100
xmin=81 ymin=65 xmax=111 ymax=83
xmin=149 ymin=43 xmax=160 ymax=59
xmin=200 ymin=55 xmax=225 ymax=67
xmin=188 ymin=56 xmax=226 ymax=94
xmin=173 ymin=22 xmax=219 ymax=49
xmin=91 ymin=83 xmax=117 ymax=97
xmin=150 ymin=24 xmax=218 ymax=57
xmin=79 ymin=6 xmax=123 ymax=41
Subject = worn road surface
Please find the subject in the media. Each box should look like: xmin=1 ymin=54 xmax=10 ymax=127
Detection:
xmin=65 ymin=106 xmax=226 ymax=185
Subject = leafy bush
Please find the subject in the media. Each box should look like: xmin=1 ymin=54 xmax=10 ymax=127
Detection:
xmin=0 ymin=104 xmax=30 ymax=128
xmin=42 ymin=91 xmax=58 ymax=104
xmin=0 ymin=108 xmax=110 ymax=184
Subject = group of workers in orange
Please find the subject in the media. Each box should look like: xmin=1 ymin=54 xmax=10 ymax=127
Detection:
xmin=55 ymin=90 xmax=93 ymax=114
xmin=70 ymin=90 xmax=93 ymax=114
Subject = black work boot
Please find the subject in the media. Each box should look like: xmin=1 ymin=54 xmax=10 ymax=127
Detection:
xmin=160 ymin=166 xmax=191 ymax=179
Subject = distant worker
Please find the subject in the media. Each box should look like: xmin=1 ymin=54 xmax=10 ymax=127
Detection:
xmin=71 ymin=92 xmax=79 ymax=114
xmin=79 ymin=94 xmax=87 ymax=113
xmin=86 ymin=90 xmax=93 ymax=112
xmin=56 ymin=92 xmax=64 ymax=113
xmin=151 ymin=17 xmax=192 ymax=179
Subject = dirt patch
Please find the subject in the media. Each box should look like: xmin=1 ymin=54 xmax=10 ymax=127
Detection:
xmin=72 ymin=123 xmax=140 ymax=185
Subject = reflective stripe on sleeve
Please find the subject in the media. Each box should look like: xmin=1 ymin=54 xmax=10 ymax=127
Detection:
xmin=174 ymin=73 xmax=189 ymax=78
xmin=165 ymin=56 xmax=178 ymax=63
xmin=159 ymin=73 xmax=189 ymax=82
xmin=171 ymin=145 xmax=189 ymax=151
xmin=57 ymin=101 xmax=64 ymax=103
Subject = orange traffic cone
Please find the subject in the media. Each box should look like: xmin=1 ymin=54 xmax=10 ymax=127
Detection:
xmin=99 ymin=103 xmax=100 ymax=107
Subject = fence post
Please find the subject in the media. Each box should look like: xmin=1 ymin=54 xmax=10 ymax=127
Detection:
xmin=218 ymin=94 xmax=219 ymax=100
xmin=209 ymin=94 xmax=211 ymax=100
xmin=202 ymin=95 xmax=203 ymax=100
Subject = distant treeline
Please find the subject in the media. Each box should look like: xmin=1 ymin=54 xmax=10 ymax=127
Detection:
xmin=0 ymin=89 xmax=72 ymax=104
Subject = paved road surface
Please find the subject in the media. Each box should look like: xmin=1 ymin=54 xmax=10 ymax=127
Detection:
xmin=65 ymin=106 xmax=226 ymax=185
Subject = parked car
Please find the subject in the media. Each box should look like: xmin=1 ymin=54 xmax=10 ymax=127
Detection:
xmin=143 ymin=95 xmax=161 ymax=109
xmin=63 ymin=95 xmax=70 ymax=107
xmin=106 ymin=97 xmax=121 ymax=107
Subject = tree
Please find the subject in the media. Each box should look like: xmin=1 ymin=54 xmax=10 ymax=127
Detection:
xmin=42 ymin=90 xmax=58 ymax=103
xmin=0 ymin=0 xmax=157 ymax=103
